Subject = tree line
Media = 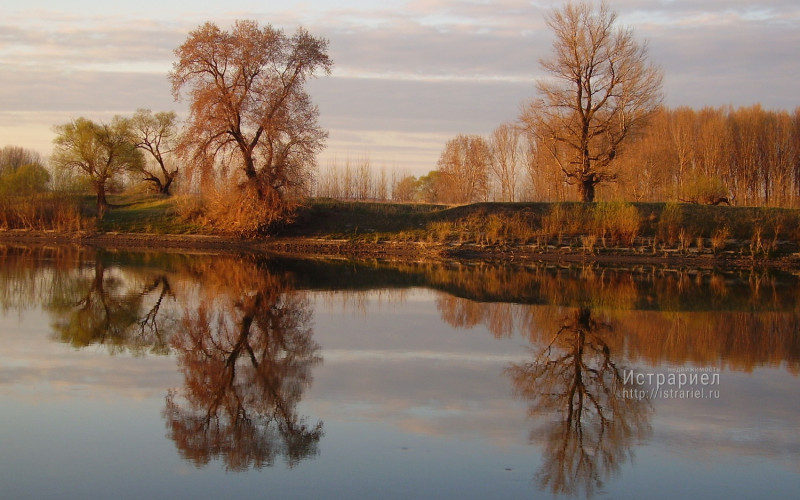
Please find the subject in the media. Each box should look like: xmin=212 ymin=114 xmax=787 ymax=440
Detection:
xmin=8 ymin=103 xmax=797 ymax=212
xmin=377 ymin=104 xmax=799 ymax=206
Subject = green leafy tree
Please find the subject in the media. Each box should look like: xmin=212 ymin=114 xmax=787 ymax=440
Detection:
xmin=51 ymin=117 xmax=144 ymax=218
xmin=47 ymin=261 xmax=175 ymax=355
xmin=417 ymin=170 xmax=444 ymax=203
xmin=0 ymin=163 xmax=50 ymax=196
xmin=392 ymin=174 xmax=420 ymax=202
xmin=0 ymin=145 xmax=49 ymax=196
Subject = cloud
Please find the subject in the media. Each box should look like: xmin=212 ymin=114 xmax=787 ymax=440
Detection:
xmin=0 ymin=68 xmax=175 ymax=112
xmin=638 ymin=14 xmax=800 ymax=108
xmin=0 ymin=14 xmax=184 ymax=70
xmin=311 ymin=77 xmax=529 ymax=131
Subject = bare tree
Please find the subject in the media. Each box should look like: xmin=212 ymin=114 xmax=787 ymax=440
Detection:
xmin=165 ymin=257 xmax=322 ymax=470
xmin=521 ymin=1 xmax=662 ymax=202
xmin=127 ymin=109 xmax=179 ymax=195
xmin=488 ymin=123 xmax=521 ymax=202
xmin=170 ymin=20 xmax=332 ymax=233
xmin=375 ymin=165 xmax=389 ymax=201
xmin=0 ymin=146 xmax=44 ymax=174
xmin=507 ymin=307 xmax=651 ymax=497
xmin=355 ymin=157 xmax=372 ymax=200
xmin=436 ymin=134 xmax=490 ymax=204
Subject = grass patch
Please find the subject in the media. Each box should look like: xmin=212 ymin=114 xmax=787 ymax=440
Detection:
xmin=99 ymin=194 xmax=207 ymax=234
xmin=284 ymin=199 xmax=800 ymax=255
xmin=286 ymin=198 xmax=447 ymax=238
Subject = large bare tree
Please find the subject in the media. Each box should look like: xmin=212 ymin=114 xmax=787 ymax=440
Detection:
xmin=522 ymin=1 xmax=662 ymax=202
xmin=170 ymin=20 xmax=332 ymax=233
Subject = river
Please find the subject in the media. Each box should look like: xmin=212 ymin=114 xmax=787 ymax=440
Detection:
xmin=1 ymin=245 xmax=798 ymax=499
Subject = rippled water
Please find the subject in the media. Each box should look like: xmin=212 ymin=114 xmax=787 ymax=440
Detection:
xmin=1 ymin=245 xmax=799 ymax=499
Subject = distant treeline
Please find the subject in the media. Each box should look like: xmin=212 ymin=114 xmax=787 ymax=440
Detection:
xmin=611 ymin=105 xmax=800 ymax=206
xmin=311 ymin=105 xmax=800 ymax=207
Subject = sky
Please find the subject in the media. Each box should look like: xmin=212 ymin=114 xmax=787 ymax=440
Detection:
xmin=1 ymin=0 xmax=798 ymax=175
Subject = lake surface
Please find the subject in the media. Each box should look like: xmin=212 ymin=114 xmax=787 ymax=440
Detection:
xmin=1 ymin=245 xmax=799 ymax=499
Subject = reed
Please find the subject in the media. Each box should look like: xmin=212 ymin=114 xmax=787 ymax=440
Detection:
xmin=0 ymin=193 xmax=87 ymax=231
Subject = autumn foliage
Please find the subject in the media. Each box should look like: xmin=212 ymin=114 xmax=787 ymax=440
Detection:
xmin=171 ymin=20 xmax=332 ymax=236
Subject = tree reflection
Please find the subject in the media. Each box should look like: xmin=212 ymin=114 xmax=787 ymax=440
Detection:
xmin=163 ymin=260 xmax=322 ymax=471
xmin=506 ymin=307 xmax=652 ymax=497
xmin=136 ymin=275 xmax=174 ymax=355
xmin=47 ymin=258 xmax=174 ymax=355
xmin=430 ymin=263 xmax=800 ymax=373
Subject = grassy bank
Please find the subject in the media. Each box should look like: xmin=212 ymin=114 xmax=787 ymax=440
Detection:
xmin=285 ymin=199 xmax=800 ymax=259
xmin=98 ymin=193 xmax=208 ymax=234
xmin=4 ymin=194 xmax=800 ymax=262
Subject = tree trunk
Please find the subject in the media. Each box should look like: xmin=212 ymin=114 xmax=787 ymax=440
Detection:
xmin=578 ymin=177 xmax=596 ymax=203
xmin=96 ymin=181 xmax=109 ymax=219
xmin=160 ymin=171 xmax=176 ymax=196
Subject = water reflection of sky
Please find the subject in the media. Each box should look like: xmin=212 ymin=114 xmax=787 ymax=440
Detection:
xmin=1 ymin=254 xmax=800 ymax=499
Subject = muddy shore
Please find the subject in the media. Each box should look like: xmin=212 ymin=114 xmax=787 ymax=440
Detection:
xmin=3 ymin=229 xmax=800 ymax=270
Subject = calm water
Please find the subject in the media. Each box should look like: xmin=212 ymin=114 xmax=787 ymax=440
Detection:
xmin=1 ymin=245 xmax=799 ymax=499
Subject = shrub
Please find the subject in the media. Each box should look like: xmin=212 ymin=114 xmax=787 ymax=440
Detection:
xmin=711 ymin=226 xmax=730 ymax=254
xmin=184 ymin=185 xmax=299 ymax=237
xmin=658 ymin=202 xmax=684 ymax=244
xmin=0 ymin=163 xmax=50 ymax=196
xmin=592 ymin=201 xmax=640 ymax=246
xmin=541 ymin=203 xmax=590 ymax=241
xmin=683 ymin=175 xmax=729 ymax=205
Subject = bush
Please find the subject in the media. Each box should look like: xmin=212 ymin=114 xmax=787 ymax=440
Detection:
xmin=592 ymin=201 xmax=640 ymax=246
xmin=683 ymin=175 xmax=729 ymax=205
xmin=540 ymin=203 xmax=591 ymax=241
xmin=539 ymin=202 xmax=640 ymax=246
xmin=657 ymin=202 xmax=684 ymax=244
xmin=0 ymin=163 xmax=50 ymax=196
xmin=182 ymin=185 xmax=298 ymax=237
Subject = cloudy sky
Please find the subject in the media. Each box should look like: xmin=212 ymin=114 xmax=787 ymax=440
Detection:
xmin=1 ymin=0 xmax=798 ymax=175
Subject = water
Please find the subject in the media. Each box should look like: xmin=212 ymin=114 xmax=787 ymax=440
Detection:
xmin=1 ymin=245 xmax=799 ymax=499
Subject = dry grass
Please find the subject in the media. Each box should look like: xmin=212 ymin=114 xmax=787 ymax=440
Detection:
xmin=711 ymin=227 xmax=730 ymax=254
xmin=0 ymin=194 xmax=88 ymax=231
xmin=539 ymin=202 xmax=640 ymax=246
xmin=592 ymin=201 xmax=641 ymax=246
xmin=174 ymin=185 xmax=298 ymax=237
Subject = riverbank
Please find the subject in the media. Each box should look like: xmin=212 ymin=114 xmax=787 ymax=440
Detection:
xmin=3 ymin=229 xmax=800 ymax=270
xmin=3 ymin=197 xmax=800 ymax=268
